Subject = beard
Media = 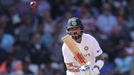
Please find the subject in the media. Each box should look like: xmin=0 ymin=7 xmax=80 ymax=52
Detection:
xmin=67 ymin=30 xmax=83 ymax=41
xmin=72 ymin=34 xmax=82 ymax=40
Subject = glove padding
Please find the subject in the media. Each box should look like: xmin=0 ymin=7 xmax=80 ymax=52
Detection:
xmin=92 ymin=67 xmax=100 ymax=75
xmin=79 ymin=61 xmax=91 ymax=72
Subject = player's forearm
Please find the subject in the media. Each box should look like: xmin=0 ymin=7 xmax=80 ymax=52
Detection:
xmin=66 ymin=65 xmax=80 ymax=72
xmin=94 ymin=60 xmax=104 ymax=70
xmin=95 ymin=54 xmax=104 ymax=70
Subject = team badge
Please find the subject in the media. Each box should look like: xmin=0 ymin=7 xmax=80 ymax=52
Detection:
xmin=84 ymin=46 xmax=88 ymax=51
xmin=72 ymin=21 xmax=77 ymax=26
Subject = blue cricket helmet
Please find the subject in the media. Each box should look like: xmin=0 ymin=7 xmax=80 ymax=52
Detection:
xmin=66 ymin=17 xmax=84 ymax=30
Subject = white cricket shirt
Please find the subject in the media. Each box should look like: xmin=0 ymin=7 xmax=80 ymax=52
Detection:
xmin=62 ymin=33 xmax=103 ymax=75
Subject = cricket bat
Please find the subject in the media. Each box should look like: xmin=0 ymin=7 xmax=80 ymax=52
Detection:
xmin=62 ymin=34 xmax=87 ymax=65
xmin=62 ymin=35 xmax=92 ymax=75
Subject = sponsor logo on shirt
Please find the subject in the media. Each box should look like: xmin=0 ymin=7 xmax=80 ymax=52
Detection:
xmin=83 ymin=53 xmax=90 ymax=57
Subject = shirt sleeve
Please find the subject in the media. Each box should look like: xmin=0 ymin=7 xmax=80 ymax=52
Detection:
xmin=91 ymin=37 xmax=103 ymax=57
xmin=62 ymin=43 xmax=74 ymax=63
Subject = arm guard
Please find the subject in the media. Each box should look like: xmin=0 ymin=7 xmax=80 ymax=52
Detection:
xmin=95 ymin=60 xmax=104 ymax=70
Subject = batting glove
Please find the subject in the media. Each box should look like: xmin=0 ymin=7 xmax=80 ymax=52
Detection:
xmin=79 ymin=61 xmax=91 ymax=72
xmin=92 ymin=67 xmax=100 ymax=75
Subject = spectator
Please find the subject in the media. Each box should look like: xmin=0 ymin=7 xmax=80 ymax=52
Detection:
xmin=100 ymin=53 xmax=115 ymax=75
xmin=29 ymin=33 xmax=51 ymax=65
xmin=11 ymin=41 xmax=29 ymax=61
xmin=96 ymin=3 xmax=117 ymax=34
xmin=0 ymin=25 xmax=15 ymax=52
xmin=114 ymin=49 xmax=133 ymax=75
xmin=37 ymin=0 xmax=51 ymax=16
xmin=14 ymin=12 xmax=33 ymax=42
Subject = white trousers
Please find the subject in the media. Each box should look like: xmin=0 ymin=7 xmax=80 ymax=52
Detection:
xmin=66 ymin=70 xmax=95 ymax=75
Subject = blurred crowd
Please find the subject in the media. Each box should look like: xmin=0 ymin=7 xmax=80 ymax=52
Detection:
xmin=0 ymin=0 xmax=133 ymax=75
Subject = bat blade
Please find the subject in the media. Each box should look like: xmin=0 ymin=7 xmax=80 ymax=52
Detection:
xmin=62 ymin=35 xmax=87 ymax=65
